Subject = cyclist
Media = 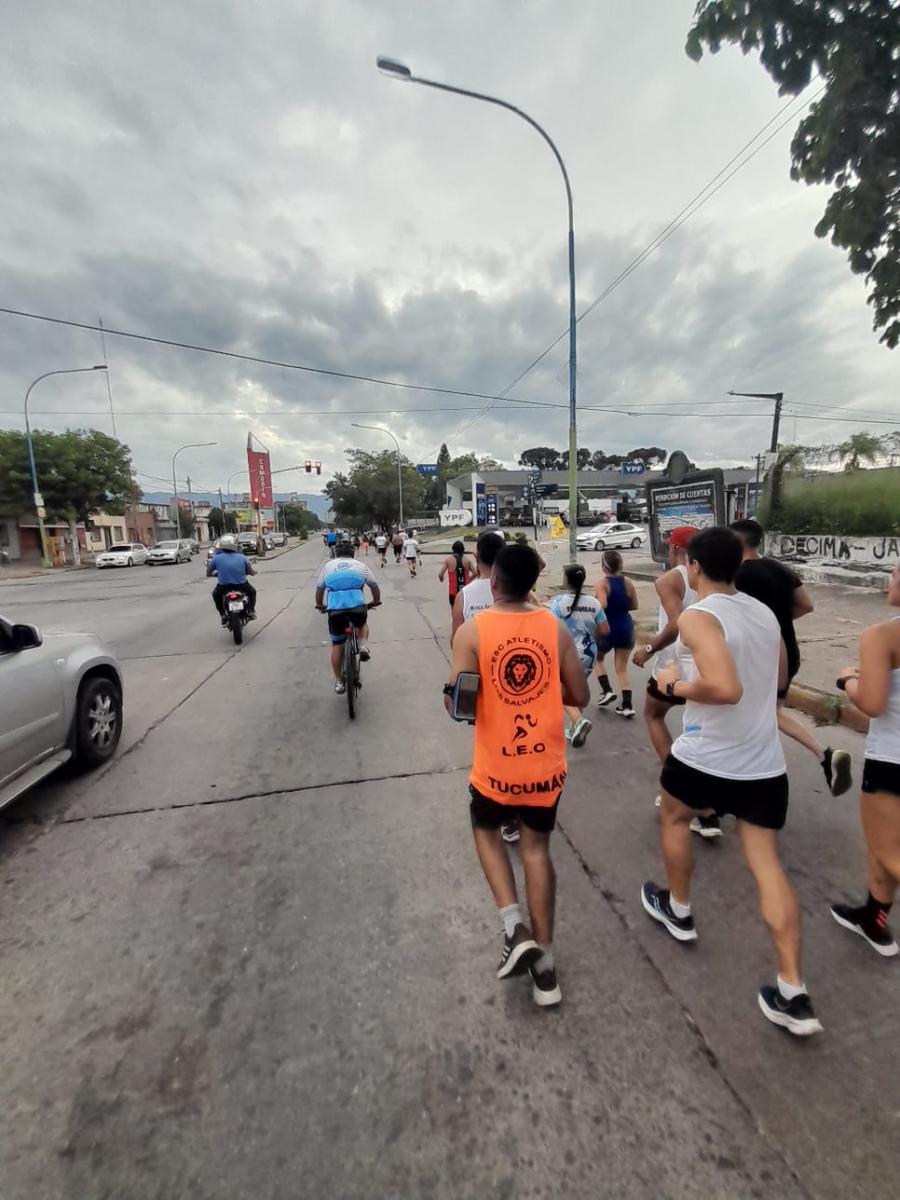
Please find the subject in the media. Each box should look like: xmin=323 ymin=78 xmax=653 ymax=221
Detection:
xmin=207 ymin=534 xmax=257 ymax=621
xmin=315 ymin=539 xmax=381 ymax=694
xmin=324 ymin=528 xmax=338 ymax=558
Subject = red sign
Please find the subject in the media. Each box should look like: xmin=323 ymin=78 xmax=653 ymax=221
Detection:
xmin=247 ymin=449 xmax=273 ymax=508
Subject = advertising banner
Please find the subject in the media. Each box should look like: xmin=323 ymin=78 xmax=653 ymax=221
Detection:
xmin=646 ymin=470 xmax=725 ymax=562
xmin=247 ymin=449 xmax=273 ymax=508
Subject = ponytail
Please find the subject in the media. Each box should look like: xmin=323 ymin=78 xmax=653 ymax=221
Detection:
xmin=563 ymin=563 xmax=586 ymax=617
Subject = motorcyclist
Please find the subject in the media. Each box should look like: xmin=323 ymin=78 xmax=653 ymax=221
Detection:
xmin=207 ymin=534 xmax=258 ymax=622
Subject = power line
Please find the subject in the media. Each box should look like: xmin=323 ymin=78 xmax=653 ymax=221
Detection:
xmin=0 ymin=305 xmax=556 ymax=411
xmin=449 ymin=81 xmax=826 ymax=445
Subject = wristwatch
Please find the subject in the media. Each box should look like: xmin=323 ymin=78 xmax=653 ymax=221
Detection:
xmin=644 ymin=644 xmax=654 ymax=657
xmin=665 ymin=680 xmax=677 ymax=698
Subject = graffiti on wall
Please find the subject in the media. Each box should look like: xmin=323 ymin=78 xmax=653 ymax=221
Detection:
xmin=768 ymin=533 xmax=900 ymax=567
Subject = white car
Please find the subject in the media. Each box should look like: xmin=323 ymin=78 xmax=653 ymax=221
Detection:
xmin=576 ymin=521 xmax=648 ymax=552
xmin=147 ymin=539 xmax=193 ymax=565
xmin=95 ymin=542 xmax=149 ymax=569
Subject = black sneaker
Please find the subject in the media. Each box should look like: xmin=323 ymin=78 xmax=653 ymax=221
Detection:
xmin=758 ymin=985 xmax=823 ymax=1036
xmin=596 ymin=691 xmax=617 ymax=708
xmin=822 ymin=747 xmax=852 ymax=797
xmin=640 ymin=881 xmax=697 ymax=942
xmin=500 ymin=821 xmax=520 ymax=844
xmin=690 ymin=814 xmax=723 ymax=840
xmin=496 ymin=924 xmax=541 ymax=979
xmin=830 ymin=902 xmax=899 ymax=957
xmin=530 ymin=963 xmax=562 ymax=1007
xmin=615 ymin=702 xmax=635 ymax=718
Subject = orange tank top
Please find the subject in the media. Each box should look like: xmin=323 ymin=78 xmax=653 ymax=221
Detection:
xmin=470 ymin=608 xmax=567 ymax=806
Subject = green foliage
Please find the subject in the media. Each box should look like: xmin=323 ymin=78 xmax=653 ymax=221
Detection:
xmin=174 ymin=506 xmax=195 ymax=539
xmin=208 ymin=506 xmax=225 ymax=539
xmin=687 ymin=1 xmax=900 ymax=348
xmin=324 ymin=448 xmax=426 ymax=528
xmin=834 ymin=431 xmax=883 ymax=471
xmin=281 ymin=502 xmax=321 ymax=536
xmin=765 ymin=467 xmax=900 ymax=536
xmin=223 ymin=510 xmax=238 ymax=534
xmin=519 ymin=447 xmax=562 ymax=469
xmin=519 ymin=446 xmax=666 ymax=471
xmin=0 ymin=428 xmax=140 ymax=520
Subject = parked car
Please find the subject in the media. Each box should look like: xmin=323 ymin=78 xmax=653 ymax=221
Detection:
xmin=95 ymin=542 xmax=149 ymax=569
xmin=0 ymin=612 xmax=123 ymax=810
xmin=269 ymin=532 xmax=287 ymax=547
xmin=147 ymin=539 xmax=193 ymax=565
xmin=576 ymin=521 xmax=648 ymax=552
xmin=236 ymin=532 xmax=259 ymax=555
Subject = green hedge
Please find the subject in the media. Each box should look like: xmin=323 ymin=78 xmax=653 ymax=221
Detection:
xmin=766 ymin=469 xmax=900 ymax=536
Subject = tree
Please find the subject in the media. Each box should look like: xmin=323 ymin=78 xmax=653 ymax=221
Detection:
xmin=208 ymin=506 xmax=226 ymax=540
xmin=324 ymin=449 xmax=426 ymax=529
xmin=589 ymin=449 xmax=625 ymax=471
xmin=282 ymin=503 xmax=321 ymax=535
xmin=687 ymin=2 xmax=900 ymax=348
xmin=833 ymin=431 xmax=883 ymax=471
xmin=519 ymin=447 xmax=563 ymax=469
xmin=0 ymin=428 xmax=140 ymax=520
xmin=223 ymin=510 xmax=238 ymax=534
xmin=626 ymin=446 xmax=667 ymax=467
xmin=559 ymin=448 xmax=592 ymax=470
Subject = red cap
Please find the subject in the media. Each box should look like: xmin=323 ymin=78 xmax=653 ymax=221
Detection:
xmin=666 ymin=526 xmax=697 ymax=550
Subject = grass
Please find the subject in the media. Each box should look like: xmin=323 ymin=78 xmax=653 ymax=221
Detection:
xmin=766 ymin=468 xmax=900 ymax=536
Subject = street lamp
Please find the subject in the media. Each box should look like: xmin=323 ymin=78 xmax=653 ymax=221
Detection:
xmin=24 ymin=365 xmax=108 ymax=566
xmin=352 ymin=422 xmax=404 ymax=527
xmin=727 ymin=390 xmax=784 ymax=453
xmin=226 ymin=469 xmax=247 ymax=505
xmin=172 ymin=443 xmax=216 ymax=538
xmin=376 ymin=55 xmax=579 ymax=557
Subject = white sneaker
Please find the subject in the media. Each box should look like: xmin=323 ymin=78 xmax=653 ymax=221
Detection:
xmin=571 ymin=718 xmax=593 ymax=747
xmin=334 ymin=679 xmax=346 ymax=695
xmin=654 ymin=794 xmax=662 ymax=808
xmin=690 ymin=815 xmax=723 ymax=839
xmin=359 ymin=645 xmax=370 ymax=662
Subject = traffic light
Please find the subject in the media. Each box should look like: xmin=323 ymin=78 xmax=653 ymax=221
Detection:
xmin=314 ymin=461 xmax=322 ymax=476
xmin=305 ymin=460 xmax=312 ymax=473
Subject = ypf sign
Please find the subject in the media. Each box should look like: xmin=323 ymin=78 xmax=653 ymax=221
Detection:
xmin=440 ymin=508 xmax=473 ymax=527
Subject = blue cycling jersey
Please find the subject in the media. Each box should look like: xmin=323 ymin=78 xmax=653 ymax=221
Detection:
xmin=325 ymin=532 xmax=337 ymax=545
xmin=317 ymin=558 xmax=378 ymax=611
xmin=210 ymin=550 xmax=251 ymax=585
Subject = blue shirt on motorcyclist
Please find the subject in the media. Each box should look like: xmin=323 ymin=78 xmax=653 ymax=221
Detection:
xmin=209 ymin=549 xmax=252 ymax=585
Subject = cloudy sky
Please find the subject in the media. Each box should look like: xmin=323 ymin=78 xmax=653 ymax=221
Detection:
xmin=2 ymin=0 xmax=896 ymax=501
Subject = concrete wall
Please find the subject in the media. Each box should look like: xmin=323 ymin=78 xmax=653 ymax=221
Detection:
xmin=767 ymin=531 xmax=899 ymax=590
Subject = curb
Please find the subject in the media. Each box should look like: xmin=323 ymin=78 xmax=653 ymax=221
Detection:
xmin=785 ymin=681 xmax=869 ymax=734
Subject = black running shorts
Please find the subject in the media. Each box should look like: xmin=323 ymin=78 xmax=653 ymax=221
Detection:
xmin=861 ymin=757 xmax=900 ymax=798
xmin=327 ymin=605 xmax=368 ymax=644
xmin=469 ymin=785 xmax=560 ymax=834
xmin=660 ymin=753 xmax=789 ymax=830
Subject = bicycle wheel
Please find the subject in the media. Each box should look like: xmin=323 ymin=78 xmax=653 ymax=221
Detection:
xmin=344 ymin=633 xmax=357 ymax=720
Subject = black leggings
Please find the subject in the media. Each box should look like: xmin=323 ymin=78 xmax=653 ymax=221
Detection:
xmin=212 ymin=581 xmax=256 ymax=614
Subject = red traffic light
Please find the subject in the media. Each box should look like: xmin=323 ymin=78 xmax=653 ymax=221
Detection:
xmin=304 ymin=460 xmax=312 ymax=473
xmin=314 ymin=461 xmax=322 ymax=476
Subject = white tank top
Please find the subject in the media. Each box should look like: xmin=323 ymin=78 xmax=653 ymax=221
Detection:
xmin=462 ymin=576 xmax=494 ymax=623
xmin=672 ymin=591 xmax=785 ymax=780
xmin=865 ymin=616 xmax=900 ymax=765
xmin=654 ymin=564 xmax=698 ymax=673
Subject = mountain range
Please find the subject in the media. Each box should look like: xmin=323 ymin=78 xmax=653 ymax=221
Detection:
xmin=140 ymin=491 xmax=331 ymax=518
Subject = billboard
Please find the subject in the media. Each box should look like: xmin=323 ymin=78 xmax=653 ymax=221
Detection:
xmin=247 ymin=449 xmax=273 ymax=508
xmin=646 ymin=471 xmax=725 ymax=563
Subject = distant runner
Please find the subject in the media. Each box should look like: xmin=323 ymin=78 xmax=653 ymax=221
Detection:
xmin=451 ymin=530 xmax=506 ymax=643
xmin=548 ymin=563 xmax=609 ymax=748
xmin=594 ymin=549 xmax=638 ymax=718
xmin=439 ymin=540 xmax=476 ymax=609
xmin=403 ymin=531 xmax=420 ymax=578
xmin=374 ymin=532 xmax=388 ymax=568
xmin=392 ymin=530 xmax=404 ymax=564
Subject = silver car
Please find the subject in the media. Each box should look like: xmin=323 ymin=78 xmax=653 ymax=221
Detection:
xmin=95 ymin=542 xmax=149 ymax=568
xmin=147 ymin=539 xmax=193 ymax=565
xmin=576 ymin=521 xmax=648 ymax=552
xmin=0 ymin=613 xmax=123 ymax=810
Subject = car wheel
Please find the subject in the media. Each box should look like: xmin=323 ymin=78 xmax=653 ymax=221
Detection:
xmin=127 ymin=557 xmax=133 ymax=567
xmin=631 ymin=537 xmax=641 ymax=548
xmin=73 ymin=676 xmax=122 ymax=768
xmin=594 ymin=539 xmax=606 ymax=551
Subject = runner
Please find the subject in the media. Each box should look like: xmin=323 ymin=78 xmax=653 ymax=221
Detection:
xmin=374 ymin=531 xmax=388 ymax=568
xmin=831 ymin=562 xmax=900 ymax=956
xmin=403 ymin=529 xmax=420 ymax=577
xmin=594 ymin=548 xmax=638 ymax=717
xmin=451 ymin=529 xmax=506 ymax=642
xmin=642 ymin=527 xmax=823 ymax=1036
xmin=447 ymin=543 xmax=589 ymax=1007
xmin=392 ymin=529 xmax=404 ymax=564
xmin=731 ymin=518 xmax=852 ymax=797
xmin=361 ymin=533 xmax=370 ymax=557
xmin=548 ymin=563 xmax=609 ymax=747
xmin=315 ymin=539 xmax=381 ymax=694
xmin=632 ymin=527 xmax=714 ymax=832
xmin=438 ymin=539 xmax=476 ymax=610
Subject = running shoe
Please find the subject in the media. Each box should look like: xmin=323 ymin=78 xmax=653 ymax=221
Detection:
xmin=334 ymin=679 xmax=346 ymax=695
xmin=530 ymin=963 xmax=562 ymax=1007
xmin=822 ymin=748 xmax=852 ymax=797
xmin=615 ymin=703 xmax=635 ymax=718
xmin=690 ymin=814 xmax=723 ymax=839
xmin=570 ymin=717 xmax=593 ymax=747
xmin=359 ymin=646 xmax=371 ymax=662
xmin=596 ymin=691 xmax=617 ymax=708
xmin=640 ymin=882 xmax=697 ymax=942
xmin=758 ymin=985 xmax=823 ymax=1036
xmin=496 ymin=924 xmax=541 ymax=979
xmin=830 ymin=902 xmax=899 ymax=957
xmin=501 ymin=821 xmax=520 ymax=844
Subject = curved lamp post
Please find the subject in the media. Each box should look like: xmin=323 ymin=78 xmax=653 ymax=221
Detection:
xmin=24 ymin=365 xmax=108 ymax=566
xmin=172 ymin=443 xmax=216 ymax=538
xmin=352 ymin=422 xmax=404 ymax=528
xmin=376 ymin=55 xmax=578 ymax=557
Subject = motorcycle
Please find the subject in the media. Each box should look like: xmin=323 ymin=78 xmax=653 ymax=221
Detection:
xmin=222 ymin=590 xmax=251 ymax=644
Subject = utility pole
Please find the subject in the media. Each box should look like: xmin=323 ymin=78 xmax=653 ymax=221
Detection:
xmin=727 ymin=390 xmax=784 ymax=453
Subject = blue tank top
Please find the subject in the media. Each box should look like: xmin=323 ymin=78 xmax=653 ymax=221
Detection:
xmin=604 ymin=575 xmax=633 ymax=638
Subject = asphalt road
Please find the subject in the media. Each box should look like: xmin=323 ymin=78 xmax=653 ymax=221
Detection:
xmin=0 ymin=541 xmax=897 ymax=1200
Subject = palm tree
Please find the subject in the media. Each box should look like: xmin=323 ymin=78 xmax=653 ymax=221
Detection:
xmin=767 ymin=444 xmax=809 ymax=526
xmin=834 ymin=432 xmax=882 ymax=472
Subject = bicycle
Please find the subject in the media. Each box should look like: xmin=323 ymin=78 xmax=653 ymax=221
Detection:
xmin=319 ymin=602 xmax=380 ymax=720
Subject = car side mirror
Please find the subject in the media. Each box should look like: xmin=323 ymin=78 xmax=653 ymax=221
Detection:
xmin=12 ymin=623 xmax=42 ymax=651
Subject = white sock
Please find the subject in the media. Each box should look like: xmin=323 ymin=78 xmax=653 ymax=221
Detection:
xmin=500 ymin=903 xmax=522 ymax=938
xmin=535 ymin=945 xmax=554 ymax=973
xmin=777 ymin=975 xmax=807 ymax=1000
xmin=670 ymin=895 xmax=692 ymax=919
